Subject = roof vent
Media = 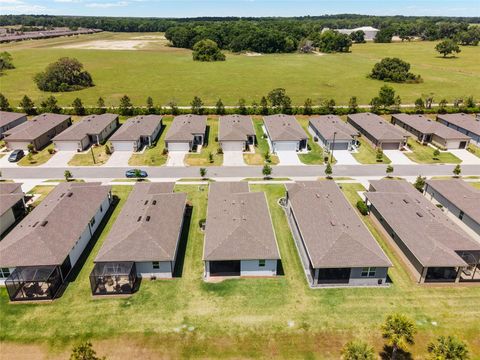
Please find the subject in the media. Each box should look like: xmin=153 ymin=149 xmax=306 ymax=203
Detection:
xmin=146 ymin=216 xmax=151 ymax=222
xmin=402 ymin=198 xmax=409 ymax=204
xmin=330 ymin=220 xmax=336 ymax=226
xmin=144 ymin=200 xmax=148 ymax=205
xmin=137 ymin=216 xmax=142 ymax=222
xmin=32 ymin=221 xmax=39 ymax=227
xmin=40 ymin=220 xmax=48 ymax=227
xmin=67 ymin=192 xmax=73 ymax=197
xmin=152 ymin=200 xmax=157 ymax=205
xmin=416 ymin=212 xmax=424 ymax=218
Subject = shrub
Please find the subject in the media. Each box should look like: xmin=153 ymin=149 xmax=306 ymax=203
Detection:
xmin=34 ymin=57 xmax=93 ymax=92
xmin=356 ymin=200 xmax=369 ymax=215
xmin=369 ymin=57 xmax=422 ymax=83
xmin=48 ymin=148 xmax=55 ymax=155
xmin=192 ymin=39 xmax=225 ymax=62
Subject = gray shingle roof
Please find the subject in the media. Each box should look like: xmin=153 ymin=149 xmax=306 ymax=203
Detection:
xmin=109 ymin=115 xmax=163 ymax=141
xmin=96 ymin=183 xmax=186 ymax=263
xmin=426 ymin=179 xmax=480 ymax=226
xmin=263 ymin=115 xmax=307 ymax=141
xmin=348 ymin=113 xmax=409 ymax=142
xmin=0 ymin=183 xmax=23 ymax=217
xmin=203 ymin=182 xmax=280 ymax=261
xmin=437 ymin=113 xmax=480 ymax=136
xmin=0 ymin=111 xmax=26 ymax=128
xmin=165 ymin=115 xmax=207 ymax=142
xmin=0 ymin=183 xmax=111 ymax=267
xmin=287 ymin=181 xmax=391 ymax=268
xmin=3 ymin=113 xmax=70 ymax=141
xmin=52 ymin=113 xmax=118 ymax=141
xmin=309 ymin=115 xmax=359 ymax=141
xmin=366 ymin=180 xmax=480 ymax=267
xmin=392 ymin=114 xmax=470 ymax=141
xmin=218 ymin=115 xmax=254 ymax=141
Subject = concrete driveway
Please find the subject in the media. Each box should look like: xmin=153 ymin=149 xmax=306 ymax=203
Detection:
xmin=223 ymin=151 xmax=245 ymax=166
xmin=0 ymin=151 xmax=18 ymax=168
xmin=448 ymin=149 xmax=480 ymax=165
xmin=44 ymin=151 xmax=76 ymax=167
xmin=166 ymin=151 xmax=187 ymax=167
xmin=383 ymin=150 xmax=415 ymax=165
xmin=105 ymin=151 xmax=132 ymax=166
xmin=277 ymin=151 xmax=302 ymax=165
xmin=333 ymin=150 xmax=359 ymax=165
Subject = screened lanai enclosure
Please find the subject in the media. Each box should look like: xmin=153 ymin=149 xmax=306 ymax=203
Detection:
xmin=89 ymin=262 xmax=137 ymax=295
xmin=5 ymin=266 xmax=62 ymax=301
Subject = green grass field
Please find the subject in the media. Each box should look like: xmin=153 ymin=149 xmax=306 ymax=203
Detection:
xmin=405 ymin=139 xmax=462 ymax=164
xmin=68 ymin=144 xmax=111 ymax=166
xmin=353 ymin=137 xmax=392 ymax=164
xmin=1 ymin=32 xmax=479 ymax=107
xmin=1 ymin=183 xmax=479 ymax=359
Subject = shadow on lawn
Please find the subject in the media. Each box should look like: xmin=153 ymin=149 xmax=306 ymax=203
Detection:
xmin=173 ymin=205 xmax=193 ymax=278
xmin=380 ymin=345 xmax=413 ymax=360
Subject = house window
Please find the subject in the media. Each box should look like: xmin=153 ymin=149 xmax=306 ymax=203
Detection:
xmin=0 ymin=268 xmax=11 ymax=278
xmin=152 ymin=261 xmax=160 ymax=269
xmin=361 ymin=267 xmax=377 ymax=277
xmin=259 ymin=260 xmax=266 ymax=267
xmin=100 ymin=205 xmax=103 ymax=212
xmin=89 ymin=216 xmax=96 ymax=227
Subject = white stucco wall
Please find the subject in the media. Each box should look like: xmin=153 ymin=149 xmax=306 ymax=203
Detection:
xmin=136 ymin=261 xmax=173 ymax=278
xmin=0 ymin=209 xmax=15 ymax=235
xmin=240 ymin=260 xmax=277 ymax=276
xmin=348 ymin=267 xmax=389 ymax=286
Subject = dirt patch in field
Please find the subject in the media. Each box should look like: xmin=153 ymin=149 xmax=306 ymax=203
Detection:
xmin=131 ymin=35 xmax=166 ymax=40
xmin=58 ymin=40 xmax=159 ymax=50
xmin=245 ymin=51 xmax=262 ymax=56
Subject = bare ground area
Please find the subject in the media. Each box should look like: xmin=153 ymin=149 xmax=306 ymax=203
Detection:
xmin=58 ymin=40 xmax=161 ymax=50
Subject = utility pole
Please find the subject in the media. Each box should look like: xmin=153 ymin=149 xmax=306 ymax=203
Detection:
xmin=90 ymin=146 xmax=96 ymax=164
xmin=330 ymin=131 xmax=337 ymax=163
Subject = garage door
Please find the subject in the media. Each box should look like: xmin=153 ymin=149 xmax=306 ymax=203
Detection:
xmin=112 ymin=141 xmax=134 ymax=152
xmin=381 ymin=142 xmax=400 ymax=150
xmin=222 ymin=141 xmax=244 ymax=151
xmin=332 ymin=141 xmax=350 ymax=150
xmin=168 ymin=142 xmax=190 ymax=151
xmin=274 ymin=141 xmax=298 ymax=151
xmin=55 ymin=141 xmax=79 ymax=151
xmin=6 ymin=141 xmax=31 ymax=150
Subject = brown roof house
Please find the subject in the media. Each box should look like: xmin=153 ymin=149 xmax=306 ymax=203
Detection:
xmin=366 ymin=180 xmax=480 ymax=283
xmin=53 ymin=113 xmax=119 ymax=151
xmin=0 ymin=183 xmax=25 ymax=241
xmin=392 ymin=114 xmax=470 ymax=149
xmin=0 ymin=111 xmax=27 ymax=139
xmin=347 ymin=113 xmax=409 ymax=150
xmin=308 ymin=115 xmax=359 ymax=151
xmin=425 ymin=179 xmax=480 ymax=238
xmin=286 ymin=181 xmax=391 ymax=287
xmin=165 ymin=115 xmax=207 ymax=152
xmin=263 ymin=115 xmax=308 ymax=152
xmin=109 ymin=115 xmax=163 ymax=152
xmin=437 ymin=113 xmax=480 ymax=145
xmin=0 ymin=182 xmax=112 ymax=301
xmin=4 ymin=113 xmax=71 ymax=151
xmin=203 ymin=182 xmax=280 ymax=278
xmin=218 ymin=115 xmax=255 ymax=151
xmin=91 ymin=183 xmax=187 ymax=295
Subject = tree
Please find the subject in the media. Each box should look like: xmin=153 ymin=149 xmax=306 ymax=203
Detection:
xmin=356 ymin=200 xmax=369 ymax=216
xmin=393 ymin=95 xmax=402 ymax=112
xmin=19 ymin=95 xmax=36 ymax=115
xmin=456 ymin=26 xmax=480 ymax=46
xmin=314 ymin=30 xmax=352 ymax=53
xmin=341 ymin=340 xmax=375 ymax=360
xmin=374 ymin=28 xmax=394 ymax=43
xmin=438 ymin=98 xmax=448 ymax=113
xmin=119 ymin=95 xmax=133 ymax=116
xmin=386 ymin=165 xmax=394 ymax=177
xmin=323 ymin=98 xmax=336 ymax=113
xmin=192 ymin=39 xmax=226 ymax=62
xmin=199 ymin=167 xmax=207 ymax=179
xmin=105 ymin=143 xmax=112 ymax=155
xmin=369 ymin=58 xmax=421 ymax=83
xmin=237 ymin=98 xmax=247 ymax=115
xmin=435 ymin=39 xmax=461 ymax=58
xmin=208 ymin=151 xmax=214 ymax=163
xmin=427 ymin=335 xmax=469 ymax=360
xmin=0 ymin=93 xmax=10 ymax=111
xmin=370 ymin=97 xmax=381 ymax=113
xmin=465 ymin=96 xmax=476 ymax=108
xmin=215 ymin=98 xmax=225 ymax=115
xmin=264 ymin=151 xmax=271 ymax=163
xmin=433 ymin=148 xmax=440 ymax=160
xmin=96 ymin=97 xmax=106 ymax=114
xmin=34 ymin=57 xmax=93 ymax=92
xmin=70 ymin=341 xmax=105 ymax=360
xmin=303 ymin=98 xmax=313 ymax=115
xmin=64 ymin=170 xmax=73 ymax=182
xmin=348 ymin=96 xmax=358 ymax=113
xmin=146 ymin=96 xmax=154 ymax=114
xmin=349 ymin=30 xmax=366 ymax=44
xmin=381 ymin=313 xmax=416 ymax=360
xmin=376 ymin=148 xmax=384 ymax=162
xmin=262 ymin=164 xmax=272 ymax=179
xmin=72 ymin=98 xmax=85 ymax=115
xmin=325 ymin=162 xmax=333 ymax=178
xmin=415 ymin=98 xmax=425 ymax=112
xmin=27 ymin=143 xmax=35 ymax=153
xmin=168 ymin=100 xmax=179 ymax=115
xmin=0 ymin=51 xmax=15 ymax=74
xmin=267 ymin=88 xmax=291 ymax=110
xmin=191 ymin=96 xmax=204 ymax=114
xmin=453 ymin=164 xmax=461 ymax=177
xmin=414 ymin=175 xmax=426 ymax=192
xmin=260 ymin=96 xmax=269 ymax=115
xmin=378 ymin=85 xmax=396 ymax=108
xmin=40 ymin=96 xmax=61 ymax=113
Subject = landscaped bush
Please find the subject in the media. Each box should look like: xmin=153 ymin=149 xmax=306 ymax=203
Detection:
xmin=34 ymin=57 xmax=93 ymax=92
xmin=369 ymin=57 xmax=422 ymax=83
xmin=192 ymin=39 xmax=226 ymax=62
xmin=356 ymin=200 xmax=369 ymax=215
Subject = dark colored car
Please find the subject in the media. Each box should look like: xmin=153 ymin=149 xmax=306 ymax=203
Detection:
xmin=8 ymin=149 xmax=25 ymax=162
xmin=125 ymin=169 xmax=148 ymax=178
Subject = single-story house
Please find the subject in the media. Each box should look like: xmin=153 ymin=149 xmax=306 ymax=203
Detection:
xmin=91 ymin=183 xmax=187 ymax=295
xmin=218 ymin=115 xmax=255 ymax=151
xmin=0 ymin=111 xmax=27 ymax=139
xmin=203 ymin=182 xmax=280 ymax=278
xmin=391 ymin=114 xmax=470 ymax=149
xmin=0 ymin=183 xmax=25 ymax=238
xmin=437 ymin=113 xmax=480 ymax=145
xmin=425 ymin=179 xmax=480 ymax=237
xmin=285 ymin=181 xmax=391 ymax=287
xmin=0 ymin=183 xmax=112 ymax=300
xmin=347 ymin=113 xmax=409 ymax=150
xmin=366 ymin=180 xmax=480 ymax=283
xmin=52 ymin=113 xmax=119 ymax=151
xmin=308 ymin=115 xmax=359 ymax=151
xmin=165 ymin=114 xmax=207 ymax=152
xmin=336 ymin=26 xmax=379 ymax=40
xmin=263 ymin=114 xmax=308 ymax=152
xmin=3 ymin=113 xmax=71 ymax=151
xmin=109 ymin=115 xmax=163 ymax=152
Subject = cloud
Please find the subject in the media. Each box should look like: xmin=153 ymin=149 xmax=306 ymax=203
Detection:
xmin=85 ymin=1 xmax=128 ymax=8
xmin=54 ymin=0 xmax=82 ymax=3
xmin=0 ymin=0 xmax=47 ymax=13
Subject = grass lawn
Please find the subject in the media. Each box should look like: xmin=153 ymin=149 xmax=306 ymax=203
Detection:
xmin=467 ymin=143 xmax=480 ymax=158
xmin=27 ymin=185 xmax=55 ymax=207
xmin=352 ymin=137 xmax=391 ymax=164
xmin=184 ymin=118 xmax=223 ymax=166
xmin=243 ymin=118 xmax=279 ymax=165
xmin=1 ymin=33 xmax=479 ymax=107
xmin=129 ymin=117 xmax=171 ymax=166
xmin=2 ymin=183 xmax=480 ymax=358
xmin=405 ymin=139 xmax=462 ymax=164
xmin=297 ymin=116 xmax=324 ymax=165
xmin=470 ymin=182 xmax=480 ymax=189
xmin=17 ymin=144 xmax=54 ymax=166
xmin=68 ymin=144 xmax=111 ymax=166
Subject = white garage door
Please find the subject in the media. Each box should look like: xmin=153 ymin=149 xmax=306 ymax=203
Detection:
xmin=6 ymin=141 xmax=31 ymax=150
xmin=112 ymin=141 xmax=134 ymax=152
xmin=168 ymin=142 xmax=190 ymax=151
xmin=381 ymin=142 xmax=400 ymax=150
xmin=55 ymin=141 xmax=79 ymax=151
xmin=222 ymin=141 xmax=244 ymax=151
xmin=274 ymin=141 xmax=298 ymax=151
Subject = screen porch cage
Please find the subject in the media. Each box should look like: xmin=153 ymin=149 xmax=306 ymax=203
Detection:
xmin=5 ymin=266 xmax=62 ymax=301
xmin=89 ymin=262 xmax=137 ymax=295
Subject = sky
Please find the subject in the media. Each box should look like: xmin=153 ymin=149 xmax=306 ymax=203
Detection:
xmin=0 ymin=0 xmax=479 ymax=18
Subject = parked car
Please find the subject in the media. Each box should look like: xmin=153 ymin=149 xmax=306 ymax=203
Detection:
xmin=8 ymin=149 xmax=25 ymax=162
xmin=125 ymin=169 xmax=148 ymax=178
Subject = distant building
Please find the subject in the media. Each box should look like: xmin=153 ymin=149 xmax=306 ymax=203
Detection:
xmin=0 ymin=112 xmax=27 ymax=139
xmin=436 ymin=113 xmax=480 ymax=146
xmin=336 ymin=26 xmax=379 ymax=41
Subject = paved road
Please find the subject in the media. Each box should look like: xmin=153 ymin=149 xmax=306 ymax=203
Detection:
xmin=2 ymin=164 xmax=480 ymax=179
